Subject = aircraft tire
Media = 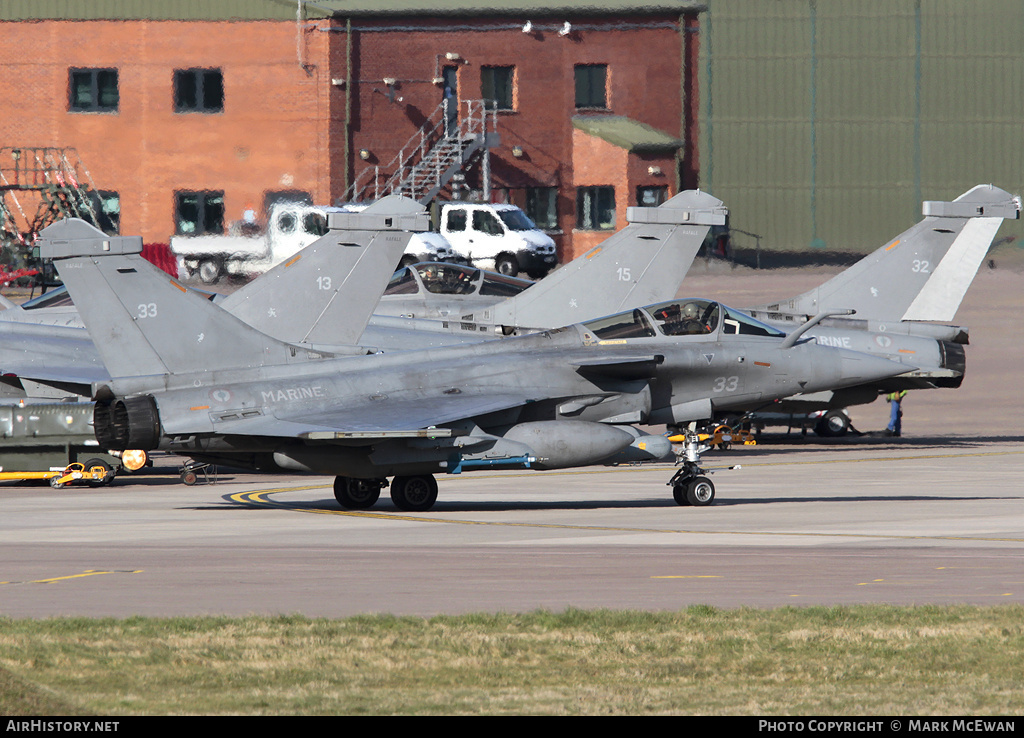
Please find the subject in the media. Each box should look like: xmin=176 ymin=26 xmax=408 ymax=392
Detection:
xmin=672 ymin=481 xmax=692 ymax=506
xmin=815 ymin=410 xmax=850 ymax=438
xmin=390 ymin=474 xmax=438 ymax=512
xmin=686 ymin=477 xmax=716 ymax=507
xmin=334 ymin=476 xmax=382 ymax=510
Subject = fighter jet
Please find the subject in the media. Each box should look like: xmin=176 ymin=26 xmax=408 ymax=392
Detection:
xmin=38 ymin=218 xmax=909 ymax=509
xmin=726 ymin=184 xmax=1020 ymax=431
xmin=372 ymin=189 xmax=725 ymax=333
xmin=1 ymin=191 xmax=721 ymax=396
xmin=0 ymin=197 xmax=429 ymax=400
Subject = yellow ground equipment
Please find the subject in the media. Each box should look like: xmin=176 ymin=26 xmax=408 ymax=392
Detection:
xmin=0 ymin=460 xmax=116 ymax=488
xmin=668 ymin=424 xmax=756 ymax=451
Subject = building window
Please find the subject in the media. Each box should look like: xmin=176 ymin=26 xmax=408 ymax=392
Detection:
xmin=576 ymin=186 xmax=615 ymax=230
xmin=174 ymin=69 xmax=224 ymax=113
xmin=574 ymin=64 xmax=607 ymax=109
xmin=68 ymin=68 xmax=119 ymax=112
xmin=175 ymin=190 xmax=225 ymax=235
xmin=481 ymin=66 xmax=514 ymax=111
xmin=637 ymin=186 xmax=668 ymax=207
xmin=526 ymin=187 xmax=558 ymax=230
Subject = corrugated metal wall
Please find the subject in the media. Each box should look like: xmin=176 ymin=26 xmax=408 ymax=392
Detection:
xmin=700 ymin=0 xmax=1024 ymax=253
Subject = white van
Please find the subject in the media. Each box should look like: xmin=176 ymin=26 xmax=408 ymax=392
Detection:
xmin=437 ymin=203 xmax=557 ymax=278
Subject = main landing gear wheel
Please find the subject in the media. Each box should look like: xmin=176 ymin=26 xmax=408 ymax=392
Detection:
xmin=334 ymin=476 xmax=384 ymax=510
xmin=390 ymin=474 xmax=438 ymax=512
xmin=815 ymin=410 xmax=851 ymax=438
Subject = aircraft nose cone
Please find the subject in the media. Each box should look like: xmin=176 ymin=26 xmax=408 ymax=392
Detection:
xmin=836 ymin=349 xmax=914 ymax=385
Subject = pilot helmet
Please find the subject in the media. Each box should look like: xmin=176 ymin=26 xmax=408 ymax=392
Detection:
xmin=681 ymin=302 xmax=699 ymax=319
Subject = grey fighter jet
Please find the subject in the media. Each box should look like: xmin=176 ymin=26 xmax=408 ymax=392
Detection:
xmin=38 ymin=219 xmax=909 ymax=509
xmin=729 ymin=184 xmax=1021 ymax=430
xmin=0 ymin=197 xmax=429 ymax=400
xmin=373 ymin=189 xmax=725 ymax=332
xmin=1 ymin=191 xmax=720 ymax=395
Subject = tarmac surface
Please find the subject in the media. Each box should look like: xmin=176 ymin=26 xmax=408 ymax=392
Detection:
xmin=1 ymin=262 xmax=1022 ymax=618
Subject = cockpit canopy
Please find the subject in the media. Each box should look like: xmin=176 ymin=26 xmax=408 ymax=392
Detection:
xmin=383 ymin=262 xmax=533 ymax=298
xmin=582 ymin=299 xmax=786 ymax=340
xmin=19 ymin=285 xmax=75 ymax=310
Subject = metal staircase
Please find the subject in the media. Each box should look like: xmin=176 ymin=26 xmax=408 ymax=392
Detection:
xmin=1 ymin=147 xmax=102 ymax=271
xmin=346 ymin=99 xmax=499 ymax=205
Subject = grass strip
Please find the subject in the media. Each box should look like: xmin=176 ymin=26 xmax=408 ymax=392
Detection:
xmin=1 ymin=605 xmax=1022 ymax=715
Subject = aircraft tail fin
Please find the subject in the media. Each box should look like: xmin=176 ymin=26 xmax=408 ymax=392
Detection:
xmin=755 ymin=185 xmax=1020 ymax=323
xmin=39 ymin=219 xmax=321 ymax=386
xmin=490 ymin=190 xmax=726 ymax=329
xmin=218 ymin=195 xmax=428 ymax=347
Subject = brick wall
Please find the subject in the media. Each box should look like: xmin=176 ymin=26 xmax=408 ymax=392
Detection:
xmin=1 ymin=13 xmax=696 ymax=261
xmin=0 ymin=20 xmax=330 ymax=243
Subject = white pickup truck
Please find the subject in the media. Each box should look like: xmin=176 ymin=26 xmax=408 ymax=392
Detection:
xmin=430 ymin=202 xmax=557 ymax=279
xmin=172 ymin=201 xmax=454 ymax=284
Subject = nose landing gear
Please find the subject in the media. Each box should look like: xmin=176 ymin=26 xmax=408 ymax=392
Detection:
xmin=667 ymin=430 xmax=739 ymax=507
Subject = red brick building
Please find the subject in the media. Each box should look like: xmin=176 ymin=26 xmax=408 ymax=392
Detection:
xmin=0 ymin=1 xmax=704 ymax=261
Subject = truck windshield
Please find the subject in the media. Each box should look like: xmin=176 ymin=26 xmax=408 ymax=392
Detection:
xmin=498 ymin=209 xmax=538 ymax=232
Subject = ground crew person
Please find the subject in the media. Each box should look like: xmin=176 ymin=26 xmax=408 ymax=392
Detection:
xmin=885 ymin=390 xmax=907 ymax=437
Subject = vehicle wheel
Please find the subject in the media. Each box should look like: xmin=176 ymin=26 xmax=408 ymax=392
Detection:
xmin=672 ymin=481 xmax=692 ymax=506
xmin=334 ymin=476 xmax=382 ymax=510
xmin=390 ymin=474 xmax=438 ymax=512
xmin=49 ymin=475 xmax=66 ymax=489
xmin=526 ymin=270 xmax=549 ymax=280
xmin=83 ymin=458 xmax=114 ymax=487
xmin=198 ymin=259 xmax=221 ymax=284
xmin=686 ymin=477 xmax=716 ymax=507
xmin=815 ymin=410 xmax=850 ymax=438
xmin=181 ymin=469 xmax=198 ymax=486
xmin=495 ymin=254 xmax=519 ymax=277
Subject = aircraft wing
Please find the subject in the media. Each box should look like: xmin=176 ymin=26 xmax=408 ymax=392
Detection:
xmin=186 ymin=391 xmax=538 ymax=441
xmin=0 ymin=321 xmax=108 ymax=391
